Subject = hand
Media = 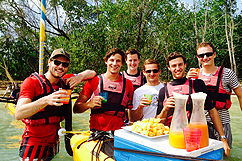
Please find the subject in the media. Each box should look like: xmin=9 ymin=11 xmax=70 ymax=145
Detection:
xmin=187 ymin=69 xmax=198 ymax=79
xmin=66 ymin=74 xmax=84 ymax=88
xmin=221 ymin=138 xmax=231 ymax=156
xmin=88 ymin=96 xmax=104 ymax=109
xmin=164 ymin=97 xmax=175 ymax=111
xmin=46 ymin=90 xmax=69 ymax=106
xmin=139 ymin=97 xmax=150 ymax=108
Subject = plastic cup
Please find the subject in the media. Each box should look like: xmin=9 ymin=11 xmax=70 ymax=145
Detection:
xmin=99 ymin=92 xmax=108 ymax=103
xmin=144 ymin=94 xmax=153 ymax=105
xmin=183 ymin=127 xmax=202 ymax=152
xmin=190 ymin=68 xmax=200 ymax=79
xmin=60 ymin=89 xmax=72 ymax=104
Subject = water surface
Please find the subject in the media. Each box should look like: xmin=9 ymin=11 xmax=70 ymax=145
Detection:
xmin=0 ymin=95 xmax=241 ymax=160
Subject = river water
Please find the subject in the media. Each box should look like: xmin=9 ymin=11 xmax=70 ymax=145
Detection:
xmin=0 ymin=95 xmax=241 ymax=161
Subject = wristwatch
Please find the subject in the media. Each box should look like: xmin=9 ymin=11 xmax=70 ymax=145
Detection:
xmin=220 ymin=135 xmax=228 ymax=140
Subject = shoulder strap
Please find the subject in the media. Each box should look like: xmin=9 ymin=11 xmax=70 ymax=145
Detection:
xmin=99 ymin=75 xmax=103 ymax=92
xmin=215 ymin=67 xmax=224 ymax=93
xmin=32 ymin=73 xmax=47 ymax=94
xmin=164 ymin=83 xmax=169 ymax=98
xmin=42 ymin=74 xmax=54 ymax=93
xmin=140 ymin=72 xmax=144 ymax=86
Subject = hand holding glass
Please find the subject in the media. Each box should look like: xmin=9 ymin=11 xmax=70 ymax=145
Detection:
xmin=189 ymin=68 xmax=200 ymax=79
xmin=60 ymin=89 xmax=72 ymax=104
xmin=99 ymin=92 xmax=108 ymax=103
xmin=144 ymin=94 xmax=153 ymax=105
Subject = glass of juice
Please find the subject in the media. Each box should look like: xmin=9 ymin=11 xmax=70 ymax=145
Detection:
xmin=183 ymin=127 xmax=202 ymax=152
xmin=189 ymin=68 xmax=200 ymax=79
xmin=60 ymin=89 xmax=72 ymax=104
xmin=144 ymin=94 xmax=153 ymax=105
xmin=99 ymin=92 xmax=108 ymax=103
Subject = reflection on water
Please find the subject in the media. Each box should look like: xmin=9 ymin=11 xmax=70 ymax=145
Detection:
xmin=0 ymin=96 xmax=241 ymax=160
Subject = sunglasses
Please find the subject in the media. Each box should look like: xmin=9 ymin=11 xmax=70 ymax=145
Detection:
xmin=145 ymin=69 xmax=159 ymax=73
xmin=50 ymin=59 xmax=69 ymax=68
xmin=197 ymin=52 xmax=214 ymax=58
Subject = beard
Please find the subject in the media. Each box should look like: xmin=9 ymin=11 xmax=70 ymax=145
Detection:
xmin=50 ymin=68 xmax=67 ymax=78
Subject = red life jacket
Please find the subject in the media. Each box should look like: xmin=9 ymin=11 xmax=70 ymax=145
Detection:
xmin=22 ymin=72 xmax=66 ymax=126
xmin=164 ymin=79 xmax=194 ymax=126
xmin=199 ymin=66 xmax=231 ymax=110
xmin=121 ymin=71 xmax=145 ymax=91
xmin=91 ymin=74 xmax=129 ymax=119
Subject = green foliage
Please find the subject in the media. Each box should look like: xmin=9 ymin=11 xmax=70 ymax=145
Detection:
xmin=0 ymin=0 xmax=241 ymax=82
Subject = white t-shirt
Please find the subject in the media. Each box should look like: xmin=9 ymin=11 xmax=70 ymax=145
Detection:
xmin=132 ymin=83 xmax=164 ymax=120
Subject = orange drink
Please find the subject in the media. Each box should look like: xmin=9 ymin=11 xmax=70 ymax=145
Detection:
xmin=190 ymin=68 xmax=200 ymax=79
xmin=60 ymin=89 xmax=72 ymax=104
xmin=189 ymin=123 xmax=209 ymax=148
xmin=169 ymin=131 xmax=186 ymax=149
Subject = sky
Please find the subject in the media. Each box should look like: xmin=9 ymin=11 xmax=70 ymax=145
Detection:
xmin=182 ymin=0 xmax=242 ymax=14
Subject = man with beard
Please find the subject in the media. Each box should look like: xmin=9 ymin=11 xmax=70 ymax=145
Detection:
xmin=15 ymin=48 xmax=96 ymax=161
xmin=157 ymin=51 xmax=230 ymax=156
xmin=73 ymin=48 xmax=133 ymax=131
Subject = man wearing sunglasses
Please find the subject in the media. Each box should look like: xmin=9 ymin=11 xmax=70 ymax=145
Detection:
xmin=188 ymin=42 xmax=242 ymax=150
xmin=130 ymin=58 xmax=163 ymax=122
xmin=15 ymin=48 xmax=96 ymax=161
xmin=158 ymin=51 xmax=230 ymax=156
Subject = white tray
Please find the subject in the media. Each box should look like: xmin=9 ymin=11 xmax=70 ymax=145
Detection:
xmin=121 ymin=126 xmax=169 ymax=139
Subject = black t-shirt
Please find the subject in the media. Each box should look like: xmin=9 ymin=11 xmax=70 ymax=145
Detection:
xmin=157 ymin=77 xmax=214 ymax=116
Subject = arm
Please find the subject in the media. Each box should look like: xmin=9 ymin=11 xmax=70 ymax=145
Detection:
xmin=73 ymin=94 xmax=103 ymax=113
xmin=15 ymin=90 xmax=69 ymax=120
xmin=209 ymin=108 xmax=230 ymax=156
xmin=130 ymin=96 xmax=148 ymax=122
xmin=156 ymin=97 xmax=175 ymax=124
xmin=233 ymin=85 xmax=242 ymax=111
xmin=130 ymin=88 xmax=149 ymax=122
xmin=66 ymin=70 xmax=96 ymax=88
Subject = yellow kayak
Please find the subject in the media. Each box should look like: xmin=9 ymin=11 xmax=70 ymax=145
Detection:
xmin=5 ymin=102 xmax=16 ymax=115
xmin=70 ymin=130 xmax=114 ymax=161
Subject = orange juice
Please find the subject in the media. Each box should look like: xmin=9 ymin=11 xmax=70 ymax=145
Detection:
xmin=189 ymin=123 xmax=209 ymax=148
xmin=190 ymin=68 xmax=200 ymax=79
xmin=60 ymin=89 xmax=72 ymax=104
xmin=169 ymin=131 xmax=186 ymax=149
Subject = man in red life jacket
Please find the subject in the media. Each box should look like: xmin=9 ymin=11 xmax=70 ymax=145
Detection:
xmin=157 ymin=51 xmax=230 ymax=156
xmin=187 ymin=42 xmax=242 ymax=149
xmin=130 ymin=58 xmax=163 ymax=122
xmin=15 ymin=48 xmax=96 ymax=161
xmin=73 ymin=48 xmax=133 ymax=131
xmin=121 ymin=49 xmax=146 ymax=124
xmin=121 ymin=49 xmax=146 ymax=91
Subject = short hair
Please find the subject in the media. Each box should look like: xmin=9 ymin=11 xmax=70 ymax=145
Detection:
xmin=104 ymin=48 xmax=126 ymax=64
xmin=166 ymin=51 xmax=186 ymax=67
xmin=125 ymin=49 xmax=141 ymax=60
xmin=143 ymin=58 xmax=160 ymax=71
xmin=196 ymin=42 xmax=216 ymax=53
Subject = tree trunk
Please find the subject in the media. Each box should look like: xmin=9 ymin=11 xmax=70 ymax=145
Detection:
xmin=202 ymin=0 xmax=209 ymax=42
xmin=229 ymin=0 xmax=237 ymax=75
xmin=224 ymin=0 xmax=233 ymax=70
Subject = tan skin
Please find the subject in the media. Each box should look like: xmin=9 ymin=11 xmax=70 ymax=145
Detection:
xmin=130 ymin=64 xmax=161 ymax=122
xmin=158 ymin=57 xmax=230 ymax=156
xmin=73 ymin=53 xmax=127 ymax=113
xmin=15 ymin=56 xmax=96 ymax=120
xmin=126 ymin=54 xmax=140 ymax=75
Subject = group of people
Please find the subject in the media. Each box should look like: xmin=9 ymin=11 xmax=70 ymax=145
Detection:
xmin=15 ymin=42 xmax=242 ymax=160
